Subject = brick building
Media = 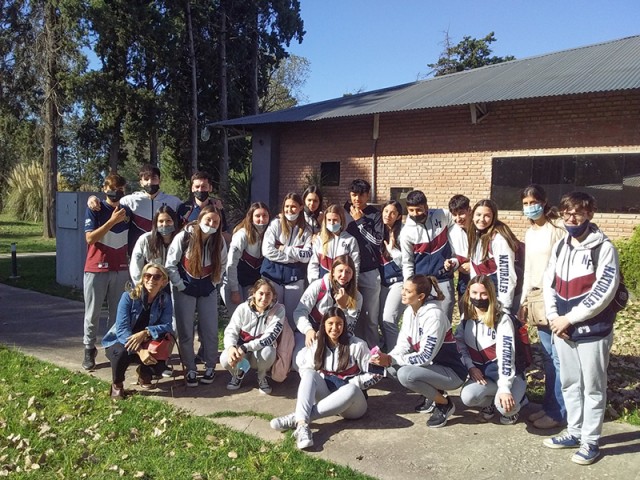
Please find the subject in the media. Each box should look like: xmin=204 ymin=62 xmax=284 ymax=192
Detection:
xmin=214 ymin=36 xmax=640 ymax=240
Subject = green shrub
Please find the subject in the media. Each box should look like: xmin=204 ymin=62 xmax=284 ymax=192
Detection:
xmin=616 ymin=226 xmax=640 ymax=295
xmin=225 ymin=161 xmax=252 ymax=227
xmin=6 ymin=162 xmax=44 ymax=222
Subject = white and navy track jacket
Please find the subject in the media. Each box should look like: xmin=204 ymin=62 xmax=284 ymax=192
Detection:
xmin=225 ymin=227 xmax=264 ymax=291
xmin=298 ymin=335 xmax=380 ymax=390
xmin=379 ymin=233 xmax=403 ymax=287
xmin=130 ymin=231 xmax=169 ymax=284
xmin=389 ymin=302 xmax=466 ymax=380
xmin=262 ymin=218 xmax=313 ymax=265
xmin=469 ymin=232 xmax=517 ymax=311
xmin=294 ymin=274 xmax=362 ymax=335
xmin=449 ymin=224 xmax=471 ymax=295
xmin=223 ymin=301 xmax=285 ymax=352
xmin=307 ymin=231 xmax=361 ymax=283
xmin=165 ymin=225 xmax=228 ymax=295
xmin=344 ymin=203 xmax=384 ymax=273
xmin=400 ymin=209 xmax=455 ymax=282
xmin=455 ymin=312 xmax=517 ymax=395
xmin=543 ymin=224 xmax=619 ymax=342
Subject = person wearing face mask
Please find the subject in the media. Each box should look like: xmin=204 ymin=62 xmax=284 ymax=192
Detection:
xmin=467 ymin=199 xmax=522 ymax=315
xmin=261 ymin=193 xmax=313 ymax=326
xmin=399 ymin=190 xmax=457 ymax=321
xmin=541 ymin=192 xmax=620 ymax=466
xmin=293 ymin=255 xmax=362 ymax=370
xmin=223 ymin=202 xmax=271 ymax=316
xmin=307 ymin=204 xmax=360 ymax=283
xmin=81 ymin=174 xmax=132 ymax=371
xmin=130 ymin=206 xmax=180 ymax=284
xmin=177 ymin=171 xmax=229 ymax=240
xmin=87 ymin=164 xmax=181 ymax=256
xmin=220 ymin=279 xmax=285 ymax=395
xmin=517 ymin=185 xmax=566 ymax=430
xmin=455 ymin=275 xmax=528 ymax=426
xmin=302 ymin=186 xmax=324 ymax=237
xmin=165 ymin=205 xmax=228 ymax=387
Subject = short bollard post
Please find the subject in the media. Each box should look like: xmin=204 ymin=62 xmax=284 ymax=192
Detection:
xmin=9 ymin=242 xmax=20 ymax=279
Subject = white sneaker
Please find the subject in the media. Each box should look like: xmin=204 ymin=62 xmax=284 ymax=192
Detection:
xmin=270 ymin=413 xmax=296 ymax=431
xmin=258 ymin=377 xmax=272 ymax=395
xmin=293 ymin=423 xmax=314 ymax=450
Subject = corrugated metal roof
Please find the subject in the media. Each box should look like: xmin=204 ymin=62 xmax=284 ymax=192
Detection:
xmin=212 ymin=35 xmax=640 ymax=128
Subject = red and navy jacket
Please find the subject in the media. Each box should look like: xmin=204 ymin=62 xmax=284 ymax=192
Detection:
xmin=543 ymin=225 xmax=619 ymax=342
xmin=84 ymin=201 xmax=131 ymax=273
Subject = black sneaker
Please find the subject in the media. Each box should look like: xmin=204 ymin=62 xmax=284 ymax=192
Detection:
xmin=414 ymin=396 xmax=435 ymax=414
xmin=82 ymin=347 xmax=97 ymax=371
xmin=186 ymin=370 xmax=199 ymax=387
xmin=427 ymin=397 xmax=455 ymax=428
xmin=200 ymin=368 xmax=215 ymax=384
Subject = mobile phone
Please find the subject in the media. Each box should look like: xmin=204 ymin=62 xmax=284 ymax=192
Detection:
xmin=367 ymin=363 xmax=386 ymax=376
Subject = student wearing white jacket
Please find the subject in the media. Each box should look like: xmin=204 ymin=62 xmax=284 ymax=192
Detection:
xmin=165 ymin=205 xmax=227 ymax=388
xmin=372 ymin=275 xmax=466 ymax=429
xmin=293 ymin=255 xmax=362 ymax=369
xmin=130 ymin=206 xmax=179 ymax=284
xmin=307 ymin=204 xmax=360 ymax=283
xmin=261 ymin=193 xmax=313 ymax=326
xmin=270 ymin=307 xmax=380 ymax=450
xmin=455 ymin=275 xmax=527 ymax=425
xmin=220 ymin=279 xmax=285 ymax=395
xmin=223 ymin=202 xmax=270 ymax=316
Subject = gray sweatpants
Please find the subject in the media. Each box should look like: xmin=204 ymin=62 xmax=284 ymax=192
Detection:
xmin=355 ymin=269 xmax=381 ymax=348
xmin=83 ymin=270 xmax=129 ymax=347
xmin=436 ymin=279 xmax=455 ymax=322
xmin=173 ymin=288 xmax=219 ymax=372
xmin=378 ymin=282 xmax=403 ymax=351
xmin=295 ymin=369 xmax=367 ymax=424
xmin=389 ymin=363 xmax=464 ymax=401
xmin=220 ymin=345 xmax=276 ymax=380
xmin=460 ymin=374 xmax=527 ymax=417
xmin=555 ymin=331 xmax=613 ymax=445
xmin=272 ymin=280 xmax=304 ymax=331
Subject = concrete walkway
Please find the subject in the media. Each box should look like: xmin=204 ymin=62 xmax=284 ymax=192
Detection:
xmin=0 ymin=282 xmax=638 ymax=480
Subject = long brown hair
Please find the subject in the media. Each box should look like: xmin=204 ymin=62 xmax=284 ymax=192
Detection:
xmin=150 ymin=205 xmax=179 ymax=260
xmin=521 ymin=184 xmax=561 ymax=224
xmin=186 ymin=205 xmax=224 ymax=282
xmin=234 ymin=202 xmax=270 ymax=245
xmin=280 ymin=192 xmax=307 ymax=240
xmin=467 ymin=199 xmax=520 ymax=261
xmin=320 ymin=204 xmax=346 ymax=256
xmin=462 ymin=275 xmax=501 ymax=329
xmin=313 ymin=307 xmax=350 ymax=371
xmin=407 ymin=274 xmax=444 ymax=304
xmin=381 ymin=200 xmax=403 ymax=261
xmin=329 ymin=255 xmax=358 ymax=309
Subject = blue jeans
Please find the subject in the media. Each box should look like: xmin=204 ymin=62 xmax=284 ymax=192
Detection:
xmin=537 ymin=327 xmax=566 ymax=422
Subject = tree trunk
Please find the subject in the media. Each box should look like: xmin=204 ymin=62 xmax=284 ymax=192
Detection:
xmin=186 ymin=0 xmax=198 ymax=175
xmin=218 ymin=0 xmax=229 ymax=195
xmin=43 ymin=0 xmax=59 ymax=239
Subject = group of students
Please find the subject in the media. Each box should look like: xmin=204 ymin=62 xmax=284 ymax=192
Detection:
xmin=81 ymin=166 xmax=621 ymax=466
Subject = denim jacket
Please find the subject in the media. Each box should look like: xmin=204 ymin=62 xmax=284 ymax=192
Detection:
xmin=102 ymin=290 xmax=174 ymax=348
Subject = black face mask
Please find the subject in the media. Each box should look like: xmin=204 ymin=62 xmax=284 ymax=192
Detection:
xmin=470 ymin=297 xmax=490 ymax=310
xmin=105 ymin=190 xmax=124 ymax=202
xmin=409 ymin=214 xmax=427 ymax=224
xmin=304 ymin=205 xmax=319 ymax=218
xmin=193 ymin=190 xmax=209 ymax=202
xmin=143 ymin=184 xmax=160 ymax=195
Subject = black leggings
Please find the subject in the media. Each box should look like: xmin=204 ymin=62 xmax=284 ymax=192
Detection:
xmin=105 ymin=342 xmax=154 ymax=384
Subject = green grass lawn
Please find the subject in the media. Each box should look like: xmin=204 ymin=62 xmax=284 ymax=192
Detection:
xmin=0 ymin=213 xmax=56 ymax=254
xmin=0 ymin=346 xmax=373 ymax=479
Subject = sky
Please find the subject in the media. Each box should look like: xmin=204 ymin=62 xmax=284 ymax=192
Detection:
xmin=286 ymin=0 xmax=640 ymax=104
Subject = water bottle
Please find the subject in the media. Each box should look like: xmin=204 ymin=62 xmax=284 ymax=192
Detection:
xmin=235 ymin=358 xmax=250 ymax=378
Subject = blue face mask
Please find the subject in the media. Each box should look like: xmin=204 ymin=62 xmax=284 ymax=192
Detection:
xmin=523 ymin=204 xmax=544 ymax=220
xmin=326 ymin=223 xmax=341 ymax=234
xmin=565 ymin=220 xmax=590 ymax=238
xmin=157 ymin=225 xmax=175 ymax=236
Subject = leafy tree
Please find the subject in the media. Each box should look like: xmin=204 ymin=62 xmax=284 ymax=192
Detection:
xmin=260 ymin=54 xmax=309 ymax=112
xmin=428 ymin=31 xmax=515 ymax=77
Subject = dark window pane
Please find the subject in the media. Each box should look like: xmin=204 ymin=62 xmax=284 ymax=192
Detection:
xmin=320 ymin=162 xmax=340 ymax=186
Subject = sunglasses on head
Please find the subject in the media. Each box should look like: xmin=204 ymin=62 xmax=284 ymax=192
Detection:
xmin=143 ymin=272 xmax=164 ymax=281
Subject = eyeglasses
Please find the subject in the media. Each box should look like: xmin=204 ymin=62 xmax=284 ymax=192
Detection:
xmin=143 ymin=273 xmax=164 ymax=281
xmin=562 ymin=211 xmax=587 ymax=221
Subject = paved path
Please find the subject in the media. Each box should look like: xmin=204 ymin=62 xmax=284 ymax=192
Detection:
xmin=0 ymin=283 xmax=639 ymax=480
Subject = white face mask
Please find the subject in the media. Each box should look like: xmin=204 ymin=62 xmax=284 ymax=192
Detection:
xmin=326 ymin=223 xmax=341 ymax=233
xmin=284 ymin=213 xmax=299 ymax=222
xmin=253 ymin=223 xmax=267 ymax=232
xmin=200 ymin=223 xmax=217 ymax=235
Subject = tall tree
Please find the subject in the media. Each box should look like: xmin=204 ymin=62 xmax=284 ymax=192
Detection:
xmin=428 ymin=31 xmax=515 ymax=77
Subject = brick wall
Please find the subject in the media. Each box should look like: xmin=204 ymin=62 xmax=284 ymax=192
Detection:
xmin=273 ymin=91 xmax=640 ymax=240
